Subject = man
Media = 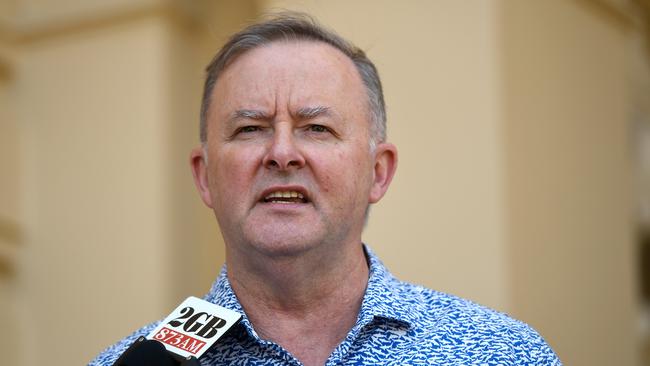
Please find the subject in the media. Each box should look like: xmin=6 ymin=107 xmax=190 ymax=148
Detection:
xmin=91 ymin=13 xmax=561 ymax=365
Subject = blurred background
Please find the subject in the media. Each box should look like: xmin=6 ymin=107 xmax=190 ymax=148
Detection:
xmin=0 ymin=0 xmax=648 ymax=365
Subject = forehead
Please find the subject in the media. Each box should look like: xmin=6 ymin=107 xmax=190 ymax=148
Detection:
xmin=210 ymin=40 xmax=368 ymax=117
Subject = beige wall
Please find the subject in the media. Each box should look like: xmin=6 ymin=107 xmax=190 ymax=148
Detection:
xmin=0 ymin=0 xmax=643 ymax=365
xmin=0 ymin=79 xmax=19 ymax=224
xmin=18 ymin=16 xmax=173 ymax=365
xmin=0 ymin=2 xmax=224 ymax=364
xmin=0 ymin=41 xmax=23 ymax=366
xmin=502 ymin=1 xmax=637 ymax=365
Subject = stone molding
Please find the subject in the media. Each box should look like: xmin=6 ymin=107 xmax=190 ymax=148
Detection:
xmin=0 ymin=0 xmax=203 ymax=45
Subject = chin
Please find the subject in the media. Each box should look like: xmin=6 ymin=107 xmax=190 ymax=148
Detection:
xmin=245 ymin=232 xmax=322 ymax=258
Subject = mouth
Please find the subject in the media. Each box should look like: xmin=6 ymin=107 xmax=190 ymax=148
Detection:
xmin=261 ymin=188 xmax=309 ymax=204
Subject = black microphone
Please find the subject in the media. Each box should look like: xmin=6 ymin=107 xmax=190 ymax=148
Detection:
xmin=113 ymin=337 xmax=200 ymax=366
xmin=112 ymin=297 xmax=241 ymax=366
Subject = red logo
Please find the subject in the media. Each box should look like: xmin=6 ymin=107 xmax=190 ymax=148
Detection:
xmin=152 ymin=327 xmax=206 ymax=355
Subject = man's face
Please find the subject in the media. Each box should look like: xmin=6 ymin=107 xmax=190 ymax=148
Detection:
xmin=191 ymin=41 xmax=396 ymax=258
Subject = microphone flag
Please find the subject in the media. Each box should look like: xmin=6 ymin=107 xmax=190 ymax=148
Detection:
xmin=146 ymin=296 xmax=242 ymax=359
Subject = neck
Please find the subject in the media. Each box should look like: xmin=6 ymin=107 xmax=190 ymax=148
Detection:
xmin=226 ymin=242 xmax=369 ymax=366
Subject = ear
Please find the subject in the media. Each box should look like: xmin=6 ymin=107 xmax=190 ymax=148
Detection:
xmin=190 ymin=146 xmax=214 ymax=208
xmin=369 ymin=142 xmax=398 ymax=203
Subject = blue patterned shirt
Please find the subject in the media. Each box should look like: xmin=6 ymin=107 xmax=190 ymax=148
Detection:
xmin=90 ymin=246 xmax=561 ymax=365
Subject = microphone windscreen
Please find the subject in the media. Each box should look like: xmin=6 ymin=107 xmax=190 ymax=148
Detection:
xmin=114 ymin=339 xmax=176 ymax=366
xmin=179 ymin=356 xmax=202 ymax=366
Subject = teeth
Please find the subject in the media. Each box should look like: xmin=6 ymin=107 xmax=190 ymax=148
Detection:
xmin=265 ymin=191 xmax=305 ymax=200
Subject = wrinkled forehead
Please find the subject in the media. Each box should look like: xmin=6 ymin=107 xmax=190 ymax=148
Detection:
xmin=221 ymin=39 xmax=360 ymax=84
xmin=209 ymin=40 xmax=368 ymax=117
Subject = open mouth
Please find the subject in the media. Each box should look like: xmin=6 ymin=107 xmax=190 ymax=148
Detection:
xmin=262 ymin=190 xmax=308 ymax=204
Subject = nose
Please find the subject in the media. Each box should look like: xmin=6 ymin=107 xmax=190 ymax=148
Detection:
xmin=262 ymin=125 xmax=305 ymax=171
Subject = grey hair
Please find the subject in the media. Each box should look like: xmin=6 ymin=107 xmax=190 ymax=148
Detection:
xmin=199 ymin=12 xmax=386 ymax=147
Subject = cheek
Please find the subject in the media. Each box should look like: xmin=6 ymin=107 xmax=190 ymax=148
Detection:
xmin=315 ymin=149 xmax=349 ymax=192
xmin=321 ymin=151 xmax=351 ymax=194
xmin=317 ymin=149 xmax=372 ymax=202
xmin=210 ymin=148 xmax=260 ymax=197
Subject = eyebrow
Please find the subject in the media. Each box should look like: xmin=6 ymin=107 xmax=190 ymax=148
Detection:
xmin=228 ymin=105 xmax=335 ymax=124
xmin=295 ymin=105 xmax=332 ymax=120
xmin=229 ymin=109 xmax=272 ymax=122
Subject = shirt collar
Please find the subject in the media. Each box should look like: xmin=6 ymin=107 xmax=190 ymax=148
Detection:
xmin=203 ymin=266 xmax=261 ymax=339
xmin=358 ymin=245 xmax=417 ymax=327
xmin=202 ymin=244 xmax=417 ymax=338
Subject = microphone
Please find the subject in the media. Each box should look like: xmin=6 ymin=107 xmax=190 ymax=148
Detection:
xmin=113 ymin=336 xmax=199 ymax=366
xmin=112 ymin=296 xmax=242 ymax=366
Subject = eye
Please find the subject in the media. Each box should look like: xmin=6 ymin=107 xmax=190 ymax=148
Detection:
xmin=307 ymin=124 xmax=329 ymax=133
xmin=238 ymin=125 xmax=261 ymax=133
xmin=229 ymin=125 xmax=265 ymax=140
